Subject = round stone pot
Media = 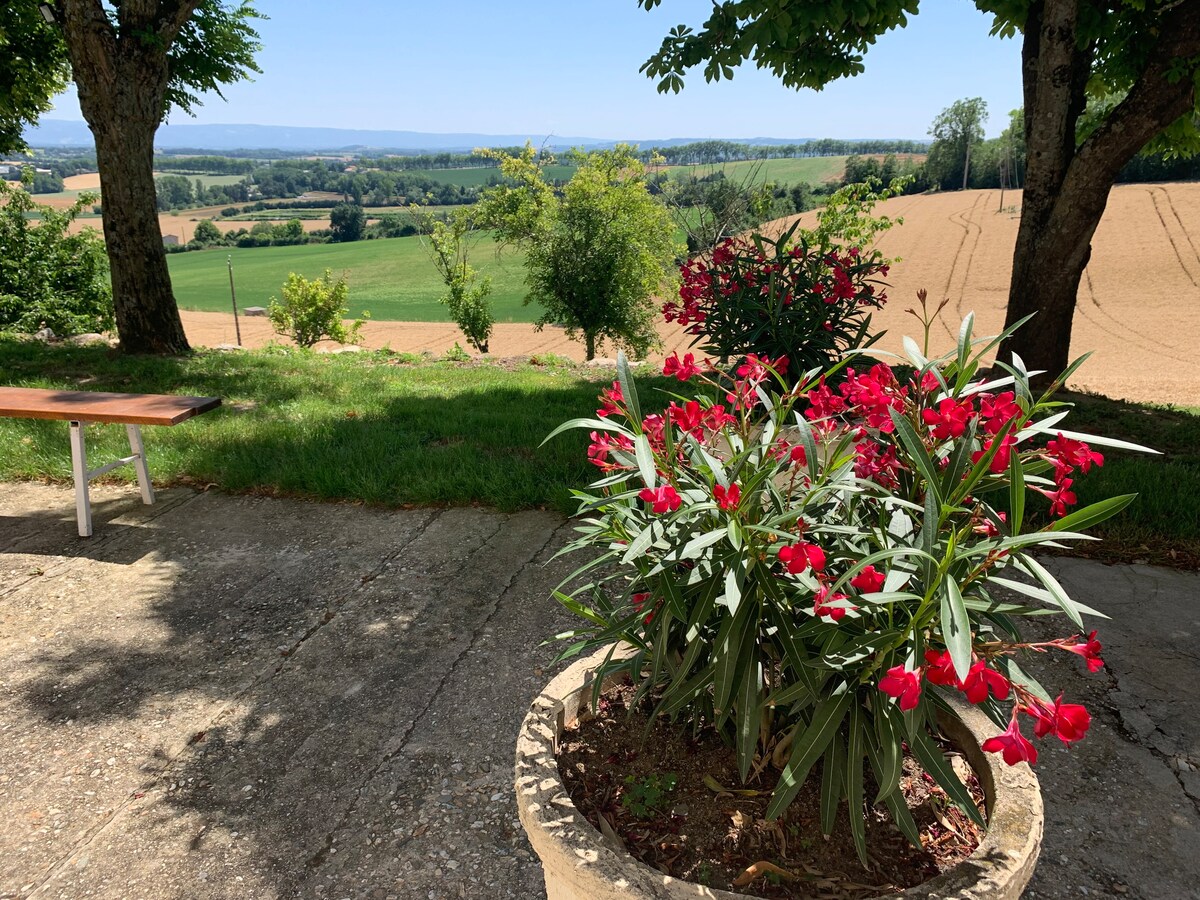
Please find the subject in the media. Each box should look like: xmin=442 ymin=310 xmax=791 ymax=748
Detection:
xmin=515 ymin=647 xmax=1042 ymax=900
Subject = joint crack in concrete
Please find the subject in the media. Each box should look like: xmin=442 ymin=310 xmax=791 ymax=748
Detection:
xmin=301 ymin=517 xmax=563 ymax=876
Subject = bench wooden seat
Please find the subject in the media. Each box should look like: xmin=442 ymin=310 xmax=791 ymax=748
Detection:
xmin=0 ymin=386 xmax=221 ymax=537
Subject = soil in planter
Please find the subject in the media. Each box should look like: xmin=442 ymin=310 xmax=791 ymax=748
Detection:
xmin=558 ymin=684 xmax=986 ymax=899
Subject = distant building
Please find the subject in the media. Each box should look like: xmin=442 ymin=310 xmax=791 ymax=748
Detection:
xmin=163 ymin=234 xmax=181 ymax=246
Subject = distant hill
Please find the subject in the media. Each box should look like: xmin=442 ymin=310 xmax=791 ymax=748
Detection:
xmin=23 ymin=119 xmax=851 ymax=154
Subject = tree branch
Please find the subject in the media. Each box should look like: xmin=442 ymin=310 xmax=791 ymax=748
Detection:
xmin=1072 ymin=0 xmax=1200 ymax=182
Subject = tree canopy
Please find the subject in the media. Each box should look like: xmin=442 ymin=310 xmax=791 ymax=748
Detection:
xmin=0 ymin=3 xmax=71 ymax=154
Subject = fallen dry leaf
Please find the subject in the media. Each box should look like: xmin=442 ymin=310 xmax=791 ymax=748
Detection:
xmin=732 ymin=860 xmax=797 ymax=888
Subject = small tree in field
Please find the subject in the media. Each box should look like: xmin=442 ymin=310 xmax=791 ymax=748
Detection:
xmin=477 ymin=144 xmax=680 ymax=361
xmin=268 ymin=269 xmax=365 ymax=348
xmin=193 ymin=219 xmax=222 ymax=245
xmin=329 ymin=203 xmax=365 ymax=243
xmin=415 ymin=207 xmax=495 ymax=353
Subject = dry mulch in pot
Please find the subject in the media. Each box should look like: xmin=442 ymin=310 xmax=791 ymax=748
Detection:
xmin=557 ymin=683 xmax=986 ymax=899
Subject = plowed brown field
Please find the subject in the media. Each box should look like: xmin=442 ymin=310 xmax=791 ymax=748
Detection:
xmin=160 ymin=185 xmax=1200 ymax=406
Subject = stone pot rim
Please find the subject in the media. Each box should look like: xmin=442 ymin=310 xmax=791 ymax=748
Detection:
xmin=515 ymin=645 xmax=1042 ymax=900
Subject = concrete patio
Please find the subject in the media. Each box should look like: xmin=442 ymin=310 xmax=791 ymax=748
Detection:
xmin=1 ymin=482 xmax=1197 ymax=899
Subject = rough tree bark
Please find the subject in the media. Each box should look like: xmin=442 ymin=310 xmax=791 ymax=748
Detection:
xmin=1001 ymin=0 xmax=1200 ymax=380
xmin=57 ymin=0 xmax=198 ymax=354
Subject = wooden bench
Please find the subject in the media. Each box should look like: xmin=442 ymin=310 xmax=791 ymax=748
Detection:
xmin=0 ymin=387 xmax=221 ymax=537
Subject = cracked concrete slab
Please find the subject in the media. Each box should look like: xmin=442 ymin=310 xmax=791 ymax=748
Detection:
xmin=1 ymin=483 xmax=1199 ymax=898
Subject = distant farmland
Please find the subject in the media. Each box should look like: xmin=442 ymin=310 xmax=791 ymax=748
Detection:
xmin=660 ymin=156 xmax=850 ymax=185
xmin=166 ymin=233 xmax=535 ymax=323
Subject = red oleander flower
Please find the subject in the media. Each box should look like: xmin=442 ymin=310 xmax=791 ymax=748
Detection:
xmin=631 ymin=591 xmax=656 ymax=625
xmin=668 ymin=400 xmax=705 ymax=437
xmin=960 ymin=660 xmax=1011 ymax=704
xmin=586 ymin=431 xmax=634 ymax=471
xmin=879 ymin=665 xmax=923 ymax=710
xmin=596 ymin=380 xmax=623 ymax=418
xmin=702 ymin=404 xmax=737 ymax=433
xmin=982 ymin=716 xmax=1039 ymax=766
xmin=813 ymin=585 xmax=855 ymax=622
xmin=972 ymin=433 xmax=1017 ymax=474
xmin=923 ymin=649 xmax=959 ymax=686
xmin=850 ymin=564 xmax=885 ymax=594
xmin=978 ymin=391 xmax=1022 ymax=436
xmin=1026 ymin=695 xmax=1091 ymax=744
xmin=663 ymin=352 xmax=702 ymax=381
xmin=921 ymin=397 xmax=974 ymax=440
xmin=1034 ymin=478 xmax=1077 ymax=518
xmin=1067 ymin=630 xmax=1104 ymax=672
xmin=713 ymin=483 xmax=741 ymax=510
xmin=639 ymin=484 xmax=681 ymax=514
xmin=778 ymin=541 xmax=826 ymax=575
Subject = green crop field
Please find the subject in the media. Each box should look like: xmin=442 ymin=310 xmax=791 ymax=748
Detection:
xmin=401 ymin=164 xmax=577 ymax=188
xmin=662 ymin=156 xmax=849 ymax=186
xmin=156 ymin=172 xmax=249 ymax=187
xmin=167 ymin=234 xmax=535 ymax=322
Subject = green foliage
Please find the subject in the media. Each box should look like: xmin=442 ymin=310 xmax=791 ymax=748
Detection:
xmin=550 ymin=318 xmax=1149 ymax=862
xmin=163 ymin=1 xmax=265 ymax=118
xmin=0 ymin=2 xmax=71 ymax=153
xmin=329 ymin=203 xmax=366 ymax=243
xmin=417 ymin=207 xmax=495 ymax=353
xmin=267 ymin=269 xmax=365 ymax=348
xmin=637 ymin=0 xmax=916 ymax=93
xmin=926 ymin=98 xmax=989 ymax=191
xmin=0 ymin=177 xmax=112 ymax=335
xmin=477 ymin=144 xmax=681 ymax=361
xmin=621 ymin=773 xmax=678 ymax=818
xmin=668 ymin=176 xmax=909 ymax=374
xmin=193 ymin=219 xmax=223 ymax=244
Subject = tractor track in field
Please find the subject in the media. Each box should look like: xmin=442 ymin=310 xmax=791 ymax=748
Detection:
xmin=935 ymin=191 xmax=988 ymax=341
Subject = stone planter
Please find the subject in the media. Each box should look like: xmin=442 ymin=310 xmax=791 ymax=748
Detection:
xmin=515 ymin=647 xmax=1042 ymax=900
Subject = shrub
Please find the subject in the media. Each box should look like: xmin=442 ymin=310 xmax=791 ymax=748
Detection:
xmin=665 ymin=178 xmax=908 ymax=378
xmin=193 ymin=219 xmax=222 ymax=244
xmin=267 ymin=269 xmax=366 ymax=348
xmin=0 ymin=178 xmax=113 ymax=336
xmin=548 ymin=312 xmax=1147 ymax=863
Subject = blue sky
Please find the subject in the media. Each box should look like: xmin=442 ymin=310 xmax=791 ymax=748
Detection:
xmin=50 ymin=0 xmax=1023 ymax=140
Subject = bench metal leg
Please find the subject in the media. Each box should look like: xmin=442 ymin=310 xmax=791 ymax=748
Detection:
xmin=69 ymin=420 xmax=92 ymax=538
xmin=126 ymin=424 xmax=155 ymax=506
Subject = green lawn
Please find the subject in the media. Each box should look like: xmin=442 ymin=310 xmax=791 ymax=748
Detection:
xmin=0 ymin=338 xmax=666 ymax=513
xmin=167 ymin=234 xmax=535 ymax=322
xmin=0 ymin=338 xmax=1194 ymax=564
xmin=662 ymin=156 xmax=849 ymax=186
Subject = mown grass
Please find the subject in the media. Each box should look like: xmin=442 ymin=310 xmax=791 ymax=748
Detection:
xmin=167 ymin=233 xmax=535 ymax=322
xmin=1027 ymin=391 xmax=1200 ymax=567
xmin=0 ymin=338 xmax=664 ymax=513
xmin=0 ymin=339 xmax=1192 ymax=566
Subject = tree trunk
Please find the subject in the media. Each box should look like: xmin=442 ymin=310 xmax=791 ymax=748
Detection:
xmin=59 ymin=0 xmax=192 ymax=355
xmin=961 ymin=141 xmax=971 ymax=192
xmin=91 ymin=121 xmax=189 ymax=354
xmin=1001 ymin=0 xmax=1200 ymax=382
xmin=585 ymin=332 xmax=596 ymax=361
